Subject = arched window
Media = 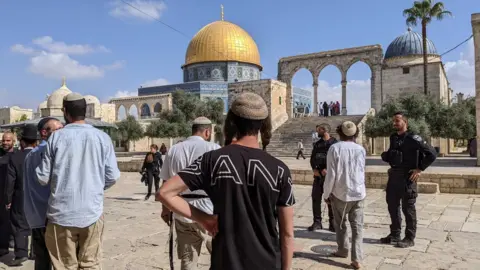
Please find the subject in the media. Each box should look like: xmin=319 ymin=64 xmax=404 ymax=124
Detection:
xmin=153 ymin=103 xmax=162 ymax=117
xmin=140 ymin=104 xmax=151 ymax=118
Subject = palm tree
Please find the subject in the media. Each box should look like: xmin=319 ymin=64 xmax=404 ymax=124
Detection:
xmin=403 ymin=0 xmax=452 ymax=95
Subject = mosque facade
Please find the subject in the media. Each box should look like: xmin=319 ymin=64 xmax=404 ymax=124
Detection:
xmin=111 ymin=13 xmax=313 ymax=119
xmin=37 ymin=78 xmax=116 ymax=123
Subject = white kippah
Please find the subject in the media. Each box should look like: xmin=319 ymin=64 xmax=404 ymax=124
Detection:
xmin=231 ymin=92 xmax=268 ymax=120
xmin=341 ymin=121 xmax=357 ymax=136
xmin=192 ymin=117 xmax=212 ymax=125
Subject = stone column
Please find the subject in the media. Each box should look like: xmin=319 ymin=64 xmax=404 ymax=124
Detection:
xmin=370 ymin=64 xmax=383 ymax=112
xmin=472 ymin=13 xmax=480 ymax=165
xmin=341 ymin=79 xmax=347 ymax=115
xmin=286 ymin=82 xmax=293 ymax=118
xmin=313 ymin=79 xmax=318 ymax=114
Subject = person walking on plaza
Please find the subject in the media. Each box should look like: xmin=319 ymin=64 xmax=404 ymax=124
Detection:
xmin=24 ymin=117 xmax=63 ymax=270
xmin=380 ymin=112 xmax=437 ymax=248
xmin=309 ymin=124 xmax=337 ymax=232
xmin=323 ymin=121 xmax=366 ymax=269
xmin=160 ymin=143 xmax=168 ymax=156
xmin=0 ymin=132 xmax=16 ymax=257
xmin=158 ymin=92 xmax=295 ymax=270
xmin=296 ymin=139 xmax=306 ymax=159
xmin=141 ymin=144 xmax=163 ymax=200
xmin=158 ymin=117 xmax=220 ymax=270
xmin=36 ymin=93 xmax=120 ymax=269
xmin=5 ymin=125 xmax=38 ymax=266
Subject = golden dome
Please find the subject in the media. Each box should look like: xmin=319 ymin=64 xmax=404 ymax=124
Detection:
xmin=184 ymin=20 xmax=262 ymax=69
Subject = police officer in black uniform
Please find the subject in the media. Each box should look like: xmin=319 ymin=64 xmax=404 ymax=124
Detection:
xmin=308 ymin=124 xmax=337 ymax=232
xmin=380 ymin=112 xmax=437 ymax=248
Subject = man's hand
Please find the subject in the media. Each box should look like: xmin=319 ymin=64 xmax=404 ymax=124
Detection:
xmin=313 ymin=169 xmax=320 ymax=177
xmin=161 ymin=205 xmax=172 ymax=226
xmin=199 ymin=214 xmax=218 ymax=237
xmin=321 ymin=169 xmax=327 ymax=177
xmin=409 ymin=169 xmax=422 ymax=182
xmin=324 ymin=198 xmax=330 ymax=205
xmin=6 ymin=204 xmax=11 ymax=210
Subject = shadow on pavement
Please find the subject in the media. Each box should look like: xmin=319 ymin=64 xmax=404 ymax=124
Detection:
xmin=294 ymin=226 xmax=381 ymax=244
xmin=108 ymin=197 xmax=141 ymax=201
xmin=294 ymin=251 xmax=352 ymax=268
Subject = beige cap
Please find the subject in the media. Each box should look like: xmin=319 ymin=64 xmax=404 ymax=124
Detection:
xmin=341 ymin=121 xmax=357 ymax=136
xmin=231 ymin=92 xmax=268 ymax=120
xmin=192 ymin=116 xmax=212 ymax=125
xmin=63 ymin=92 xmax=84 ymax=102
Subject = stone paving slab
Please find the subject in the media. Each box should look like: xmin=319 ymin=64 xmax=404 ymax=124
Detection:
xmin=2 ymin=172 xmax=480 ymax=269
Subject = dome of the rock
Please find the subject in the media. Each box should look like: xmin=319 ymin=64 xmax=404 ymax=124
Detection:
xmin=184 ymin=20 xmax=262 ymax=69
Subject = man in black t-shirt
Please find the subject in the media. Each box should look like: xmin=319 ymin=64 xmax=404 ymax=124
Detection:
xmin=157 ymin=92 xmax=295 ymax=270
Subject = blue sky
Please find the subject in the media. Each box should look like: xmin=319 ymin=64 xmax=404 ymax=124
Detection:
xmin=0 ymin=0 xmax=478 ymax=114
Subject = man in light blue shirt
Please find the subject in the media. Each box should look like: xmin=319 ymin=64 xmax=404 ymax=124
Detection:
xmin=24 ymin=117 xmax=63 ymax=270
xmin=36 ymin=93 xmax=120 ymax=269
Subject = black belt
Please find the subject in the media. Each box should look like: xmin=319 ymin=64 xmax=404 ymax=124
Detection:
xmin=181 ymin=194 xmax=209 ymax=199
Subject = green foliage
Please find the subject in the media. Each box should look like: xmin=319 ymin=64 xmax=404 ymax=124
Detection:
xmin=116 ymin=116 xmax=144 ymax=145
xmin=15 ymin=114 xmax=28 ymax=123
xmin=147 ymin=90 xmax=225 ymax=138
xmin=403 ymin=0 xmax=452 ymax=26
xmin=365 ymin=94 xmax=475 ymax=140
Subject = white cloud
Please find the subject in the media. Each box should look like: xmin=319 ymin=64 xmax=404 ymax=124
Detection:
xmin=10 ymin=44 xmax=36 ymax=55
xmin=300 ymin=79 xmax=371 ymax=115
xmin=109 ymin=0 xmax=167 ymax=21
xmin=113 ymin=90 xmax=138 ymax=98
xmin=11 ymin=37 xmax=123 ymax=80
xmin=141 ymin=78 xmax=169 ymax=87
xmin=32 ymin=36 xmax=110 ymax=55
xmin=29 ymin=52 xmax=105 ymax=79
xmin=444 ymin=39 xmax=475 ymax=97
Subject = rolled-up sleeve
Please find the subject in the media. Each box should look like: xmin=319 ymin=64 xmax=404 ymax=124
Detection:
xmin=36 ymin=136 xmax=54 ymax=186
xmin=104 ymin=140 xmax=120 ymax=190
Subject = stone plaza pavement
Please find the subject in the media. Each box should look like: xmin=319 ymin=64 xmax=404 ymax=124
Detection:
xmin=2 ymin=172 xmax=480 ymax=269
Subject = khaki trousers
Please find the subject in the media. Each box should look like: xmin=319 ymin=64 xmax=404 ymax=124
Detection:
xmin=175 ymin=219 xmax=212 ymax=270
xmin=45 ymin=216 xmax=105 ymax=270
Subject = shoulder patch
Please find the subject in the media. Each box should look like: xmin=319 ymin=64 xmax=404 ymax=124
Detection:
xmin=412 ymin=135 xmax=423 ymax=142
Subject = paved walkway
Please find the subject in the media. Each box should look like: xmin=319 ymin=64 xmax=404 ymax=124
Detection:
xmin=2 ymin=173 xmax=480 ymax=269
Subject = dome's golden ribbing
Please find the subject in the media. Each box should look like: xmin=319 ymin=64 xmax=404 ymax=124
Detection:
xmin=184 ymin=20 xmax=262 ymax=69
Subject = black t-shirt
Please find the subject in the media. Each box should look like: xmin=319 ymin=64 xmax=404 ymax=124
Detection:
xmin=178 ymin=144 xmax=295 ymax=270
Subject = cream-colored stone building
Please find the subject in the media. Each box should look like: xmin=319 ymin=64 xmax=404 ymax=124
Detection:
xmin=37 ymin=78 xmax=115 ymax=123
xmin=0 ymin=106 xmax=33 ymax=125
xmin=382 ymin=28 xmax=452 ymax=104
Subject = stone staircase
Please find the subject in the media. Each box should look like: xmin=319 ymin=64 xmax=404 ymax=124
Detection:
xmin=266 ymin=115 xmax=365 ymax=157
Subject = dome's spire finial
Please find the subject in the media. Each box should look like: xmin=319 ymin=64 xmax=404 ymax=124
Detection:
xmin=61 ymin=76 xmax=66 ymax=87
xmin=221 ymin=4 xmax=224 ymax=21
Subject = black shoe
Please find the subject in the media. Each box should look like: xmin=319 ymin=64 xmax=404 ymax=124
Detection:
xmin=328 ymin=223 xmax=335 ymax=232
xmin=307 ymin=222 xmax=323 ymax=231
xmin=396 ymin=238 xmax=415 ymax=248
xmin=144 ymin=195 xmax=150 ymax=201
xmin=10 ymin=256 xmax=28 ymax=266
xmin=380 ymin=234 xmax=401 ymax=244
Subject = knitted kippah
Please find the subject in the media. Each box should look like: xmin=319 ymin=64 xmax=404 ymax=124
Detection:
xmin=64 ymin=92 xmax=84 ymax=102
xmin=192 ymin=116 xmax=212 ymax=125
xmin=231 ymin=92 xmax=268 ymax=120
xmin=341 ymin=121 xmax=357 ymax=136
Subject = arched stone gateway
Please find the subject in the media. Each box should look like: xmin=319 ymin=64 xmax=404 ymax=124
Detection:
xmin=109 ymin=93 xmax=173 ymax=122
xmin=277 ymin=45 xmax=384 ymax=117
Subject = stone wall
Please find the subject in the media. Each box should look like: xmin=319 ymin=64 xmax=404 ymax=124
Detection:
xmin=100 ymin=104 xmax=116 ymax=123
xmin=381 ymin=61 xmax=447 ymax=102
xmin=228 ymin=79 xmax=289 ymax=131
xmin=290 ymin=169 xmax=480 ymax=194
xmin=473 ymin=13 xmax=480 ymax=166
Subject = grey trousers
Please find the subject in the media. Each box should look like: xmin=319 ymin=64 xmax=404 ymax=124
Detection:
xmin=331 ymin=196 xmax=364 ymax=263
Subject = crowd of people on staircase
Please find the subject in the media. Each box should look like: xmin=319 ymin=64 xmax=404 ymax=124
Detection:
xmin=317 ymin=101 xmax=341 ymax=116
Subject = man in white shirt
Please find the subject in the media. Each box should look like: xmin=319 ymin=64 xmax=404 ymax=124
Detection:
xmin=158 ymin=117 xmax=220 ymax=270
xmin=323 ymin=121 xmax=366 ymax=270
xmin=296 ymin=139 xmax=305 ymax=159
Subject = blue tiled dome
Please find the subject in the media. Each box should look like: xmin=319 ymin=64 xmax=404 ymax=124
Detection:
xmin=385 ymin=28 xmax=438 ymax=59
